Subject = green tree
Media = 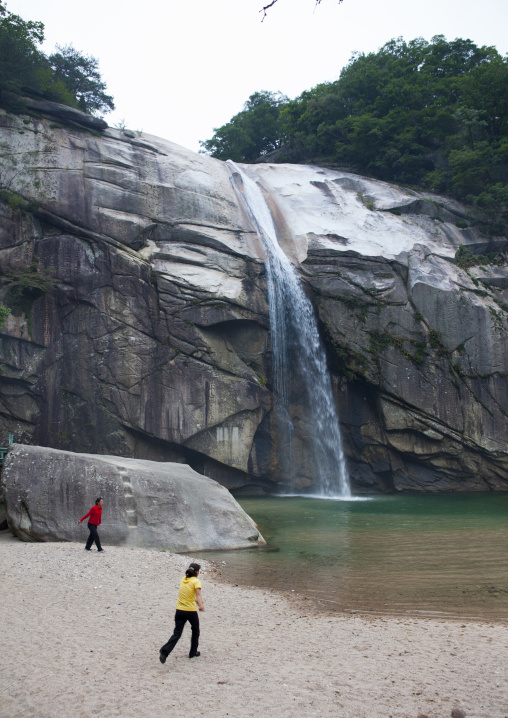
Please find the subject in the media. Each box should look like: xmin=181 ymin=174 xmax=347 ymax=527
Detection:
xmin=460 ymin=55 xmax=508 ymax=140
xmin=466 ymin=183 xmax=508 ymax=235
xmin=49 ymin=44 xmax=114 ymax=115
xmin=0 ymin=1 xmax=45 ymax=100
xmin=1 ymin=256 xmax=55 ymax=315
xmin=200 ymin=91 xmax=287 ymax=162
xmin=0 ymin=304 xmax=9 ymax=328
xmin=0 ymin=4 xmax=112 ymax=113
xmin=277 ymin=36 xmax=507 ymax=218
xmin=204 ymin=35 xmax=507 ymax=233
xmin=278 ymin=36 xmax=501 ymax=182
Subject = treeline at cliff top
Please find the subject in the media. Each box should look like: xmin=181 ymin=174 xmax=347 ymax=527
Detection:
xmin=0 ymin=1 xmax=114 ymax=116
xmin=201 ymin=36 xmax=508 ymax=235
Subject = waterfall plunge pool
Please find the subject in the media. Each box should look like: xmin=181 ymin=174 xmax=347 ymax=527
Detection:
xmin=195 ymin=493 xmax=508 ymax=621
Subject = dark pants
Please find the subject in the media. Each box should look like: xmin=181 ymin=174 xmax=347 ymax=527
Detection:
xmin=85 ymin=522 xmax=102 ymax=551
xmin=160 ymin=610 xmax=200 ymax=658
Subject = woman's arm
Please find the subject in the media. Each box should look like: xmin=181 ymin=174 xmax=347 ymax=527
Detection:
xmin=78 ymin=508 xmax=92 ymax=523
xmin=195 ymin=587 xmax=204 ymax=611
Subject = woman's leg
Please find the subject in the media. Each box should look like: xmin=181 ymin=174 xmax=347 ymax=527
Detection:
xmin=160 ymin=610 xmax=188 ymax=660
xmin=188 ymin=612 xmax=200 ymax=657
xmin=86 ymin=523 xmax=102 ymax=551
xmin=85 ymin=523 xmax=95 ymax=550
xmin=93 ymin=526 xmax=102 ymax=551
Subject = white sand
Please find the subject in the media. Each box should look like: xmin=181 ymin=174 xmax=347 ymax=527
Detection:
xmin=1 ymin=531 xmax=507 ymax=718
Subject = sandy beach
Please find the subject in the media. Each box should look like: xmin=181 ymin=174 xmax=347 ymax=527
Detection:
xmin=1 ymin=531 xmax=507 ymax=718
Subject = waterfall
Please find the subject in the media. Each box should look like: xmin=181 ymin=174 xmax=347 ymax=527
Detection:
xmin=228 ymin=162 xmax=351 ymax=498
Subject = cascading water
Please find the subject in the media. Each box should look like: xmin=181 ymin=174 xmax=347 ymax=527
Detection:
xmin=228 ymin=162 xmax=351 ymax=498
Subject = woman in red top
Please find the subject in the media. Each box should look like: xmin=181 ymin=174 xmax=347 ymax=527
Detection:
xmin=78 ymin=497 xmax=105 ymax=552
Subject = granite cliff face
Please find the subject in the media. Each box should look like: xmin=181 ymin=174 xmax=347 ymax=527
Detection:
xmin=1 ymin=106 xmax=507 ymax=493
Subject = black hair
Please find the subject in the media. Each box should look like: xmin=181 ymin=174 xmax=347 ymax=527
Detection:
xmin=185 ymin=562 xmax=201 ymax=578
xmin=95 ymin=497 xmax=103 ymax=505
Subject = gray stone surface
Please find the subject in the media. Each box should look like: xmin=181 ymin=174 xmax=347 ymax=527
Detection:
xmin=0 ymin=109 xmax=507 ymax=493
xmin=1 ymin=444 xmax=264 ymax=550
xmin=21 ymin=97 xmax=109 ymax=130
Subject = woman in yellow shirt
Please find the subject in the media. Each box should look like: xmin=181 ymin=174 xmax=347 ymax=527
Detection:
xmin=159 ymin=562 xmax=204 ymax=663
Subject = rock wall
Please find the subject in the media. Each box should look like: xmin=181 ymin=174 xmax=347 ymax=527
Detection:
xmin=1 ymin=444 xmax=264 ymax=550
xmin=0 ymin=105 xmax=507 ymax=493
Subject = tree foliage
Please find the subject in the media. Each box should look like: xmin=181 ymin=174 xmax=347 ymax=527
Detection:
xmin=0 ymin=303 xmax=9 ymax=328
xmin=49 ymin=45 xmax=114 ymax=115
xmin=1 ymin=256 xmax=55 ymax=315
xmin=0 ymin=1 xmax=62 ymax=102
xmin=0 ymin=2 xmax=113 ymax=115
xmin=200 ymin=91 xmax=288 ymax=162
xmin=201 ymin=36 xmax=508 ymax=232
xmin=0 ymin=1 xmax=43 ymax=92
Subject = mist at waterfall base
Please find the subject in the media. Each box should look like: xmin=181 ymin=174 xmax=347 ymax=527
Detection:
xmin=195 ymin=493 xmax=508 ymax=620
xmin=229 ymin=163 xmax=350 ymax=499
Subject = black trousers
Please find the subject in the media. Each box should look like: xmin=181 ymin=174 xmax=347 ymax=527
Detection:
xmin=85 ymin=522 xmax=102 ymax=551
xmin=160 ymin=610 xmax=200 ymax=657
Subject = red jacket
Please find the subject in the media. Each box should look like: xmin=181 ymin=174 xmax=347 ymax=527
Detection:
xmin=80 ymin=505 xmax=102 ymax=525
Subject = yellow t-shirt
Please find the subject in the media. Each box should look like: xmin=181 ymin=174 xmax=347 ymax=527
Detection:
xmin=175 ymin=576 xmax=201 ymax=611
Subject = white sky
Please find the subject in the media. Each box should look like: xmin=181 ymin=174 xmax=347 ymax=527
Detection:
xmin=7 ymin=0 xmax=508 ymax=153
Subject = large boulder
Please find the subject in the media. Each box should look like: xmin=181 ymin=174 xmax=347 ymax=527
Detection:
xmin=1 ymin=444 xmax=264 ymax=550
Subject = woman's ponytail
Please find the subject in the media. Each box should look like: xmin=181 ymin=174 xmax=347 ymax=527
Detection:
xmin=185 ymin=562 xmax=201 ymax=578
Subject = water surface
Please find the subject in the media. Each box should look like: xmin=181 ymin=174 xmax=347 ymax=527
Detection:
xmin=196 ymin=494 xmax=508 ymax=620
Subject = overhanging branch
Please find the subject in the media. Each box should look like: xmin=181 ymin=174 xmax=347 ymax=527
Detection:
xmin=261 ymin=0 xmax=339 ymax=21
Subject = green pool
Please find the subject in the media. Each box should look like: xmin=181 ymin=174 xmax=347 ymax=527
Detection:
xmin=196 ymin=493 xmax=508 ymax=620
